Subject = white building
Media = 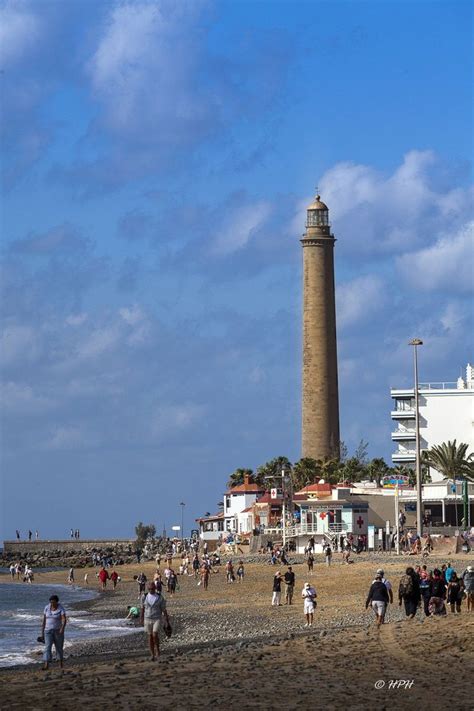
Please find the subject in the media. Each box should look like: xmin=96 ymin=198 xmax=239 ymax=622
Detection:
xmin=391 ymin=362 xmax=474 ymax=480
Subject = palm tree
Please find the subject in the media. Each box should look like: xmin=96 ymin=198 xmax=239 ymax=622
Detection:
xmin=226 ymin=468 xmax=254 ymax=488
xmin=366 ymin=458 xmax=390 ymax=487
xmin=255 ymin=456 xmax=291 ymax=488
xmin=292 ymin=458 xmax=322 ymax=490
xmin=423 ymin=440 xmax=473 ymax=481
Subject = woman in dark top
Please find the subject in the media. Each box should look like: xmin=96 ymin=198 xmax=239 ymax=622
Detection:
xmin=429 ymin=568 xmax=447 ymax=616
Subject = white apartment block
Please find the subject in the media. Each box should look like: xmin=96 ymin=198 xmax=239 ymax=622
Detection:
xmin=390 ymin=363 xmax=474 ymax=481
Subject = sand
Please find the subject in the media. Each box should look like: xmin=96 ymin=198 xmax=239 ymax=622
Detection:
xmin=1 ymin=554 xmax=473 ymax=710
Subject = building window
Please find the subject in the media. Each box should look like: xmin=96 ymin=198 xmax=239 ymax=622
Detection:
xmin=225 ymin=496 xmax=231 ymax=510
xmin=218 ymin=521 xmax=224 ymax=531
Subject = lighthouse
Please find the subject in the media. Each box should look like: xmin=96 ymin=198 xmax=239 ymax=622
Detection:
xmin=301 ymin=193 xmax=340 ymax=461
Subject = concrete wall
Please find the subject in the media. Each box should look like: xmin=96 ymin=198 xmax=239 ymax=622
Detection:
xmin=3 ymin=539 xmax=134 ymax=555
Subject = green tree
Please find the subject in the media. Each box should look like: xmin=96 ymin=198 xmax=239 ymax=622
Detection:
xmin=255 ymin=456 xmax=292 ymax=488
xmin=226 ymin=468 xmax=254 ymax=489
xmin=135 ymin=522 xmax=156 ymax=546
xmin=423 ymin=440 xmax=473 ymax=481
xmin=366 ymin=457 xmax=390 ymax=487
xmin=292 ymin=458 xmax=322 ymax=490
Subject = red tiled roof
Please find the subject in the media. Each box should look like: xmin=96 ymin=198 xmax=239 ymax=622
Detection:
xmin=294 ymin=483 xmax=333 ymax=495
xmin=240 ymin=506 xmax=254 ymax=513
xmin=226 ymin=482 xmax=264 ymax=494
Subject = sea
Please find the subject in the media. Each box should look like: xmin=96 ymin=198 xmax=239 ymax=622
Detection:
xmin=0 ymin=578 xmax=136 ymax=667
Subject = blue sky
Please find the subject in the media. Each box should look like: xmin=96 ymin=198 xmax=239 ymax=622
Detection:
xmin=1 ymin=0 xmax=472 ymax=539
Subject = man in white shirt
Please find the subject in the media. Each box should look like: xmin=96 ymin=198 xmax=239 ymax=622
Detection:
xmin=301 ymin=582 xmax=317 ymax=627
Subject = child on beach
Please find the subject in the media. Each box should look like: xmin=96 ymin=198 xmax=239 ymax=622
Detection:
xmin=237 ymin=561 xmax=245 ymax=582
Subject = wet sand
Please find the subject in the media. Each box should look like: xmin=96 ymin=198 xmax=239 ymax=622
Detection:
xmin=1 ymin=555 xmax=473 ymax=709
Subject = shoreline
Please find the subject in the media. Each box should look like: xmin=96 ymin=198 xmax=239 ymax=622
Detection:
xmin=1 ymin=553 xmax=472 ymax=671
xmin=1 ymin=556 xmax=473 ymax=709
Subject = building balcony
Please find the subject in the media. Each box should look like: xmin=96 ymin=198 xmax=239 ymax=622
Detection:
xmin=391 ymin=430 xmax=416 ymax=441
xmin=392 ymin=451 xmax=416 ymax=463
xmin=391 ymin=409 xmax=415 ymax=419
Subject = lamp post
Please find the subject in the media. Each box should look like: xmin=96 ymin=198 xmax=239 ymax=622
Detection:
xmin=408 ymin=338 xmax=423 ymax=537
xmin=281 ymin=468 xmax=286 ymax=549
xmin=179 ymin=502 xmax=185 ymax=544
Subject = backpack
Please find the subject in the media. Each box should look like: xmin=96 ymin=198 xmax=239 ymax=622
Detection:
xmin=399 ymin=574 xmax=414 ymax=598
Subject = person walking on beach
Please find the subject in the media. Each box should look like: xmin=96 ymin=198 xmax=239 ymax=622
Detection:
xmin=98 ymin=566 xmax=109 ymax=591
xmin=376 ymin=569 xmax=394 ymax=605
xmin=110 ymin=570 xmax=119 ymax=589
xmin=9 ymin=563 xmax=15 ymax=579
xmin=272 ymin=571 xmax=282 ymax=606
xmin=307 ymin=553 xmax=314 ymax=575
xmin=237 ymin=561 xmax=245 ymax=582
xmin=324 ymin=545 xmax=332 ymax=567
xmin=200 ymin=563 xmax=210 ymax=590
xmin=226 ymin=560 xmax=235 ymax=584
xmin=41 ymin=594 xmax=67 ymax=670
xmin=447 ymin=572 xmax=462 ymax=614
xmin=284 ymin=566 xmax=295 ymax=605
xmin=461 ymin=566 xmax=474 ymax=612
xmin=68 ymin=568 xmax=74 ymax=584
xmin=398 ymin=567 xmax=421 ymax=618
xmin=141 ymin=581 xmax=170 ymax=662
xmin=428 ymin=568 xmax=447 ymax=616
xmin=365 ymin=573 xmax=390 ymax=627
xmin=302 ymin=582 xmax=317 ymax=627
xmin=137 ymin=572 xmax=147 ymax=597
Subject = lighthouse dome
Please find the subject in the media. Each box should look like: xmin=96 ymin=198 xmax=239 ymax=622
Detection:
xmin=307 ymin=195 xmax=328 ymax=211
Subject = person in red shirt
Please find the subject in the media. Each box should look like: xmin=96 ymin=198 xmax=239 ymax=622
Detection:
xmin=110 ymin=570 xmax=119 ymax=589
xmin=98 ymin=567 xmax=109 ymax=590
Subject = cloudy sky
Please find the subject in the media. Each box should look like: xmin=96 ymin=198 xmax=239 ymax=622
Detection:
xmin=1 ymin=0 xmax=472 ymax=539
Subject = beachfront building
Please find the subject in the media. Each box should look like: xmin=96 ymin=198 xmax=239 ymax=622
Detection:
xmin=390 ymin=362 xmax=474 ymax=479
xmin=223 ymin=475 xmax=265 ymax=533
xmin=195 ymin=512 xmax=224 ymax=544
xmin=286 ymin=483 xmax=369 ymax=553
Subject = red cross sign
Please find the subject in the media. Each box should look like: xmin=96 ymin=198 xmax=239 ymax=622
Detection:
xmin=356 ymin=516 xmax=364 ymax=529
xmin=319 ymin=512 xmax=327 ymax=520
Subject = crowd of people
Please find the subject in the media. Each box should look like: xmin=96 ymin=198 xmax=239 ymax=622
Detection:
xmin=365 ymin=563 xmax=474 ymax=625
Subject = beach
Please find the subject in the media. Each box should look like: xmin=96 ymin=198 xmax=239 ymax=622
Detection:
xmin=0 ymin=554 xmax=473 ymax=709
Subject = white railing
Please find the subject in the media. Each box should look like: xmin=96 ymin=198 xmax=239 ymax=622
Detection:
xmin=284 ymin=523 xmax=349 ymax=538
xmin=419 ymin=382 xmax=458 ymax=390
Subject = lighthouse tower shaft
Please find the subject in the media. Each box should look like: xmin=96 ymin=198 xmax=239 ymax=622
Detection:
xmin=301 ymin=195 xmax=340 ymax=461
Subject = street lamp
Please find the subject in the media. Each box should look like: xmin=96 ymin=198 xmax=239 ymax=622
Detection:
xmin=408 ymin=338 xmax=423 ymax=537
xmin=179 ymin=502 xmax=185 ymax=544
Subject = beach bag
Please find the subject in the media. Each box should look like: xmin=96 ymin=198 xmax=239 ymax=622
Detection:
xmin=399 ymin=574 xmax=414 ymax=598
xmin=163 ymin=620 xmax=172 ymax=638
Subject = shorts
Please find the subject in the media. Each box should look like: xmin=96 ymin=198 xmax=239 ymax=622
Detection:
xmin=371 ymin=600 xmax=387 ymax=616
xmin=144 ymin=619 xmax=161 ymax=634
xmin=304 ymin=600 xmax=315 ymax=615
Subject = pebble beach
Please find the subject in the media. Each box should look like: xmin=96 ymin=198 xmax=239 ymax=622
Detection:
xmin=1 ymin=553 xmax=473 ymax=710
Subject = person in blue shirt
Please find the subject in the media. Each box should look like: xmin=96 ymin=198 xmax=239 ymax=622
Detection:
xmin=445 ymin=562 xmax=454 ymax=584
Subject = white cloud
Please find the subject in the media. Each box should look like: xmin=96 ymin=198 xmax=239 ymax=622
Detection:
xmin=119 ymin=305 xmax=145 ymax=326
xmin=337 ymin=275 xmax=385 ymax=328
xmin=0 ymin=324 xmax=41 ymax=366
xmin=76 ymin=326 xmax=120 ymax=359
xmin=45 ymin=426 xmax=95 ymax=451
xmin=88 ymin=1 xmax=211 ymax=141
xmin=66 ymin=313 xmax=88 ymax=327
xmin=0 ymin=381 xmax=55 ymax=415
xmin=211 ymin=201 xmax=272 ymax=256
xmin=150 ymin=402 xmax=206 ymax=440
xmin=290 ymin=151 xmax=473 ymax=256
xmin=0 ymin=1 xmax=41 ymax=66
xmin=397 ymin=221 xmax=473 ymax=293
